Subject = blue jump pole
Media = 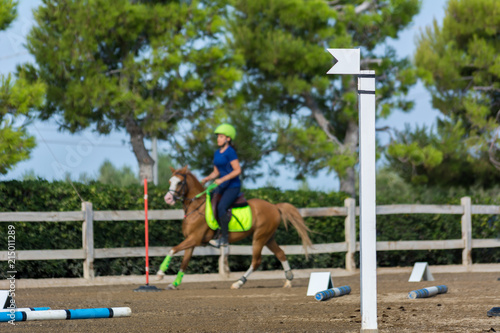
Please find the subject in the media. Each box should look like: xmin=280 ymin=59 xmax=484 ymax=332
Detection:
xmin=408 ymin=285 xmax=448 ymax=299
xmin=0 ymin=307 xmax=131 ymax=322
xmin=315 ymin=286 xmax=352 ymax=301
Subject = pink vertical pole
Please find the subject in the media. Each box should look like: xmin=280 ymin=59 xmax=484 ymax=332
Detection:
xmin=144 ymin=179 xmax=150 ymax=285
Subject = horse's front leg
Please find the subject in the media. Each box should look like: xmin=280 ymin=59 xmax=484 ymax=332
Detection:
xmin=164 ymin=247 xmax=193 ymax=290
xmin=156 ymin=237 xmax=198 ymax=282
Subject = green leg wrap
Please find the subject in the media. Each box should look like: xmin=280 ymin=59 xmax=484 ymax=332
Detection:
xmin=159 ymin=255 xmax=172 ymax=272
xmin=172 ymin=271 xmax=185 ymax=287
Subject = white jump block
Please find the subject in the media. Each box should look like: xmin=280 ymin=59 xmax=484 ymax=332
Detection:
xmin=306 ymin=272 xmax=334 ymax=296
xmin=0 ymin=291 xmax=11 ymax=309
xmin=409 ymin=262 xmax=434 ymax=282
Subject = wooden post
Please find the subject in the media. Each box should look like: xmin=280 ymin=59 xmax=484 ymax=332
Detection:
xmin=344 ymin=198 xmax=356 ymax=271
xmin=82 ymin=202 xmax=95 ymax=280
xmin=461 ymin=197 xmax=472 ymax=267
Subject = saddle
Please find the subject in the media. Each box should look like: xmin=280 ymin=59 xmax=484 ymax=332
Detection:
xmin=205 ymin=192 xmax=252 ymax=232
xmin=211 ymin=192 xmax=249 ymax=221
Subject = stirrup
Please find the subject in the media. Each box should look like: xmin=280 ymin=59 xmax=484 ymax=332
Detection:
xmin=208 ymin=238 xmax=228 ymax=249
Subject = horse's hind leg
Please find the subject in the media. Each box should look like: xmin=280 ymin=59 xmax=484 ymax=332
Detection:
xmin=231 ymin=240 xmax=265 ymax=290
xmin=266 ymin=237 xmax=294 ymax=288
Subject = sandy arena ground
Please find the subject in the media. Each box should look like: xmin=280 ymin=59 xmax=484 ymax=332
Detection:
xmin=3 ymin=271 xmax=500 ymax=332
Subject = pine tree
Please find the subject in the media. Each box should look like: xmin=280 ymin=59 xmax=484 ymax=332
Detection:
xmin=388 ymin=0 xmax=500 ymax=187
xmin=22 ymin=0 xmax=241 ymax=181
xmin=226 ymin=0 xmax=421 ymax=195
xmin=0 ymin=0 xmax=45 ymax=175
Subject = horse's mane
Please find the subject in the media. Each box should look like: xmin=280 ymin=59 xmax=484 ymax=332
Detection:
xmin=184 ymin=170 xmax=203 ymax=191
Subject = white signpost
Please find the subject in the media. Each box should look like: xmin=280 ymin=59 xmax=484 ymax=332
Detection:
xmin=306 ymin=272 xmax=334 ymax=296
xmin=408 ymin=262 xmax=434 ymax=282
xmin=327 ymin=48 xmax=378 ymax=333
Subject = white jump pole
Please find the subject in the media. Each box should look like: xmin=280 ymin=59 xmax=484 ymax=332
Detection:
xmin=327 ymin=49 xmax=378 ymax=333
xmin=0 ymin=307 xmax=50 ymax=312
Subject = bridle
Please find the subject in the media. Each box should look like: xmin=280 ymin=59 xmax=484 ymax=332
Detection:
xmin=169 ymin=174 xmax=188 ymax=202
xmin=169 ymin=173 xmax=205 ymax=218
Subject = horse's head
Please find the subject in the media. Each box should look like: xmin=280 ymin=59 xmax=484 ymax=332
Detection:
xmin=164 ymin=166 xmax=191 ymax=205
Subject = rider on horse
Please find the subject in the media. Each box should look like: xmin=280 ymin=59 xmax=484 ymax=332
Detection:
xmin=201 ymin=123 xmax=242 ymax=248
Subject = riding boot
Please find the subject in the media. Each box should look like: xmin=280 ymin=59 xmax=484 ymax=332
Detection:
xmin=209 ymin=212 xmax=230 ymax=248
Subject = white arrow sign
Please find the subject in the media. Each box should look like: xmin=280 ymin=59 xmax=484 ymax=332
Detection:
xmin=326 ymin=48 xmax=360 ymax=75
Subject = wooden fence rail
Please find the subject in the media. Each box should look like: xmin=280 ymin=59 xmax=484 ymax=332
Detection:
xmin=1 ymin=197 xmax=499 ymax=279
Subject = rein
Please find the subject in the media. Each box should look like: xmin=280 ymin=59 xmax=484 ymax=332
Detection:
xmin=183 ymin=197 xmax=205 ymax=219
xmin=170 ymin=173 xmax=210 ymax=218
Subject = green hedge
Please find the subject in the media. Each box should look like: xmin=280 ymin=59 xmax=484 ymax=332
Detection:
xmin=0 ymin=180 xmax=498 ymax=279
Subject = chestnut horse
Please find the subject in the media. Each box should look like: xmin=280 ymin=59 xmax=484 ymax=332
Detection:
xmin=157 ymin=166 xmax=312 ymax=289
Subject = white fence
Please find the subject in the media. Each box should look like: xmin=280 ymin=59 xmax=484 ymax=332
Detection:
xmin=1 ymin=197 xmax=499 ymax=279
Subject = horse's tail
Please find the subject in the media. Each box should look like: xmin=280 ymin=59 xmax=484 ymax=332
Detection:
xmin=275 ymin=203 xmax=313 ymax=259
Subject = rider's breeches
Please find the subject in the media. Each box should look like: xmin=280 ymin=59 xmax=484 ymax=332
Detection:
xmin=216 ymin=186 xmax=240 ymax=235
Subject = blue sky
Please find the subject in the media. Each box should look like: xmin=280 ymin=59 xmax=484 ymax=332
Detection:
xmin=0 ymin=0 xmax=448 ymax=191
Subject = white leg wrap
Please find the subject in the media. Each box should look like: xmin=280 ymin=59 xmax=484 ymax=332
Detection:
xmin=168 ymin=250 xmax=175 ymax=256
xmin=243 ymin=266 xmax=254 ymax=279
xmin=282 ymin=261 xmax=293 ymax=281
xmin=281 ymin=261 xmax=291 ymax=272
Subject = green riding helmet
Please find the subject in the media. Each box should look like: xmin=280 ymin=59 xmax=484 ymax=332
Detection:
xmin=214 ymin=123 xmax=236 ymax=141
